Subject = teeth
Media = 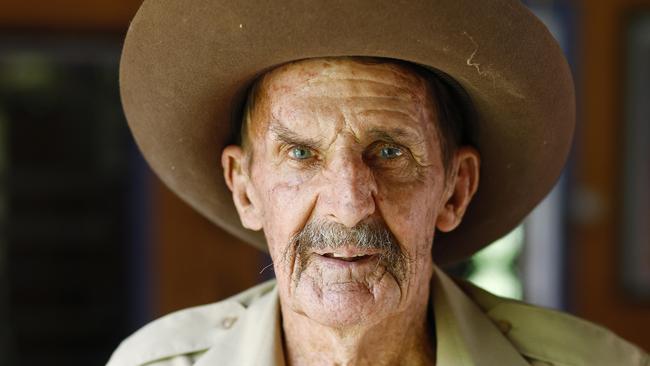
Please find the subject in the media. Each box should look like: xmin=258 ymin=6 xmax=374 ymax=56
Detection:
xmin=331 ymin=253 xmax=364 ymax=258
xmin=323 ymin=253 xmax=370 ymax=261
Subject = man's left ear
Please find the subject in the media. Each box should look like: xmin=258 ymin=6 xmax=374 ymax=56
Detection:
xmin=436 ymin=146 xmax=480 ymax=232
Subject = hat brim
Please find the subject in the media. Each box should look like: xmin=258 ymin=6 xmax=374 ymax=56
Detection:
xmin=120 ymin=0 xmax=575 ymax=265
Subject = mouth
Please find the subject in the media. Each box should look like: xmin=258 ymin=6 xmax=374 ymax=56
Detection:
xmin=312 ymin=246 xmax=382 ymax=265
xmin=308 ymin=251 xmax=382 ymax=274
xmin=320 ymin=253 xmax=374 ymax=262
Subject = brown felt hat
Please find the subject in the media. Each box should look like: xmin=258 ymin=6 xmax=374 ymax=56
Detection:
xmin=120 ymin=0 xmax=575 ymax=265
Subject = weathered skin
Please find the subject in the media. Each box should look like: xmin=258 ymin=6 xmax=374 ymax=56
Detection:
xmin=222 ymin=58 xmax=480 ymax=366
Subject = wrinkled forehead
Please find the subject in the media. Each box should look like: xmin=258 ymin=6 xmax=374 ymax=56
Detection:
xmin=262 ymin=57 xmax=429 ymax=96
xmin=249 ymin=57 xmax=435 ymax=136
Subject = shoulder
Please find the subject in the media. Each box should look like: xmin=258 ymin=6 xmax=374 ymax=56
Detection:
xmin=106 ymin=280 xmax=277 ymax=366
xmin=457 ymin=279 xmax=649 ymax=366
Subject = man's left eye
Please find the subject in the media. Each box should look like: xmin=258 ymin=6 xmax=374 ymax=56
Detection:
xmin=379 ymin=146 xmax=404 ymax=159
xmin=290 ymin=147 xmax=313 ymax=160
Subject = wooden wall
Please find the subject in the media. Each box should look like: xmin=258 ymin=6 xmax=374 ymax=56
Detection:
xmin=572 ymin=0 xmax=650 ymax=351
xmin=0 ymin=0 xmax=262 ymax=319
xmin=152 ymin=184 xmax=261 ymax=317
xmin=0 ymin=1 xmax=142 ymax=30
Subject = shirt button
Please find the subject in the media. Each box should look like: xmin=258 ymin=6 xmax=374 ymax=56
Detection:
xmin=222 ymin=316 xmax=238 ymax=329
xmin=496 ymin=319 xmax=512 ymax=334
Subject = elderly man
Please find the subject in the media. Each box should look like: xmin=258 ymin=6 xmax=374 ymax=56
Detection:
xmin=109 ymin=0 xmax=648 ymax=365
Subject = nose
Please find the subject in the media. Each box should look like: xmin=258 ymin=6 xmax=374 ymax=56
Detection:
xmin=322 ymin=153 xmax=377 ymax=228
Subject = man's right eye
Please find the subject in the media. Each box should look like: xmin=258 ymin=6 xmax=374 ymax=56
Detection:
xmin=290 ymin=147 xmax=313 ymax=160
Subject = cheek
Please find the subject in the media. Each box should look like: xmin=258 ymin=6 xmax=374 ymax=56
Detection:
xmin=255 ymin=169 xmax=318 ymax=258
xmin=375 ymin=175 xmax=442 ymax=254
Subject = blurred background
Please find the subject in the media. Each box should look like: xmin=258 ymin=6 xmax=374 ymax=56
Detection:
xmin=0 ymin=0 xmax=648 ymax=364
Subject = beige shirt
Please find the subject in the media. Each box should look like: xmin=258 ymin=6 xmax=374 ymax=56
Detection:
xmin=107 ymin=266 xmax=648 ymax=366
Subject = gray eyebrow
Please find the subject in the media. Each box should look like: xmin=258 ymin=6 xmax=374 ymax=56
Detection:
xmin=367 ymin=127 xmax=423 ymax=145
xmin=269 ymin=122 xmax=324 ymax=149
xmin=269 ymin=122 xmax=423 ymax=150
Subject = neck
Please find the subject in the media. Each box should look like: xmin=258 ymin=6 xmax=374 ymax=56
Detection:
xmin=280 ymin=295 xmax=436 ymax=366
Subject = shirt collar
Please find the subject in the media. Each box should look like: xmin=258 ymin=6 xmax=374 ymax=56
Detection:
xmin=432 ymin=265 xmax=529 ymax=365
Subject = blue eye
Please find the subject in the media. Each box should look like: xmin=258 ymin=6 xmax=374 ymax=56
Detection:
xmin=379 ymin=146 xmax=403 ymax=159
xmin=290 ymin=147 xmax=313 ymax=160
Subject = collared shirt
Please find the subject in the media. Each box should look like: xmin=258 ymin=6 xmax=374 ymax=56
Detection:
xmin=107 ymin=266 xmax=649 ymax=366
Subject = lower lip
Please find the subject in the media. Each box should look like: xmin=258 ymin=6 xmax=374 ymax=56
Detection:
xmin=312 ymin=254 xmax=379 ymax=269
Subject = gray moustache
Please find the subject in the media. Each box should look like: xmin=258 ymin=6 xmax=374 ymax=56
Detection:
xmin=286 ymin=219 xmax=409 ymax=281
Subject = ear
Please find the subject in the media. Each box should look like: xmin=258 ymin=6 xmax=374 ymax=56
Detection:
xmin=436 ymin=146 xmax=480 ymax=232
xmin=221 ymin=145 xmax=263 ymax=231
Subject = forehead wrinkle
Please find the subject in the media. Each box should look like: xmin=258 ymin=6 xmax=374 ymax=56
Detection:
xmin=268 ymin=119 xmax=327 ymax=148
xmin=293 ymin=92 xmax=426 ymax=138
xmin=303 ymin=78 xmax=424 ymax=103
xmin=355 ymin=108 xmax=422 ymax=125
xmin=269 ymin=100 xmax=344 ymax=147
xmin=306 ymin=76 xmax=420 ymax=90
xmin=308 ymin=60 xmax=427 ymax=86
xmin=300 ymin=95 xmax=415 ymax=103
xmin=257 ymin=58 xmax=436 ymax=148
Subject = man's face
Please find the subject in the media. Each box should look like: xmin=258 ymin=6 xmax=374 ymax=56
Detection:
xmin=224 ymin=58 xmax=476 ymax=328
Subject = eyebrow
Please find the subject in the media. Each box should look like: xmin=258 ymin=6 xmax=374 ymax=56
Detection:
xmin=367 ymin=127 xmax=423 ymax=146
xmin=269 ymin=121 xmax=424 ymax=149
xmin=269 ymin=122 xmax=324 ymax=149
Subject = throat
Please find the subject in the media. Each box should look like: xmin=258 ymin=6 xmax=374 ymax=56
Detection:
xmin=280 ymin=304 xmax=436 ymax=366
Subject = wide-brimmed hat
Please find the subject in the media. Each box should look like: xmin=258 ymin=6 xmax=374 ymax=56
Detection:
xmin=120 ymin=0 xmax=575 ymax=265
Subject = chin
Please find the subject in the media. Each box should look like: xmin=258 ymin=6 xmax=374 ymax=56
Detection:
xmin=292 ymin=273 xmax=402 ymax=328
